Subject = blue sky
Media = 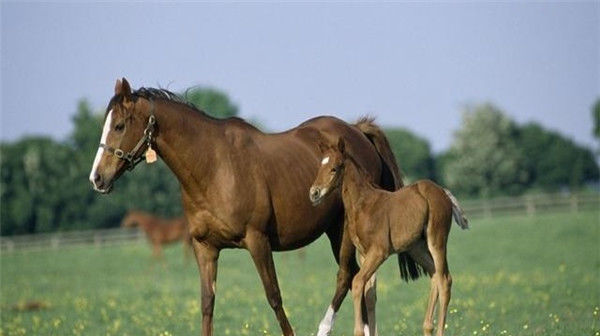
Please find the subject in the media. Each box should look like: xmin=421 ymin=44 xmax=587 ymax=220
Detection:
xmin=1 ymin=2 xmax=598 ymax=153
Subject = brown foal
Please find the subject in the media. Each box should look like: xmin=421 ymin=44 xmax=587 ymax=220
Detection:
xmin=309 ymin=138 xmax=469 ymax=336
xmin=88 ymin=78 xmax=414 ymax=336
xmin=121 ymin=210 xmax=191 ymax=259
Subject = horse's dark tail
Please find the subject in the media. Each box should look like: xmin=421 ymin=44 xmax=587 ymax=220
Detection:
xmin=355 ymin=116 xmax=426 ymax=282
xmin=354 ymin=116 xmax=403 ymax=190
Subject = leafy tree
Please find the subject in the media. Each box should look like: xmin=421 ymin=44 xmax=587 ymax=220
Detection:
xmin=384 ymin=128 xmax=435 ymax=182
xmin=519 ymin=122 xmax=599 ymax=190
xmin=184 ymin=87 xmax=238 ymax=118
xmin=443 ymin=103 xmax=528 ymax=197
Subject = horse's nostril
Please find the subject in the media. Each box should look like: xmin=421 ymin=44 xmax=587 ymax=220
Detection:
xmin=91 ymin=173 xmax=103 ymax=189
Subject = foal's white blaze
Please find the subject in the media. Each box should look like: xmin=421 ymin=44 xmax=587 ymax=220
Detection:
xmin=316 ymin=305 xmax=337 ymax=336
xmin=321 ymin=156 xmax=330 ymax=165
xmin=89 ymin=109 xmax=113 ymax=187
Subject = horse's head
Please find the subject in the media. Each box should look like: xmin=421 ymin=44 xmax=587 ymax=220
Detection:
xmin=309 ymin=137 xmax=346 ymax=206
xmin=89 ymin=78 xmax=154 ymax=193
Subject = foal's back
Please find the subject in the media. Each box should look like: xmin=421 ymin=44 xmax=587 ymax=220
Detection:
xmin=385 ymin=180 xmax=453 ymax=252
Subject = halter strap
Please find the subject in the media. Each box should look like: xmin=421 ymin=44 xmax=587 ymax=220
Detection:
xmin=99 ymin=100 xmax=156 ymax=171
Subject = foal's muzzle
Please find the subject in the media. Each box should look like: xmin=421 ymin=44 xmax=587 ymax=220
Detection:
xmin=309 ymin=186 xmax=327 ymax=206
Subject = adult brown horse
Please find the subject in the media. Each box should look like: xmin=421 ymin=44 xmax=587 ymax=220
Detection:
xmin=121 ymin=210 xmax=192 ymax=259
xmin=89 ymin=78 xmax=419 ymax=336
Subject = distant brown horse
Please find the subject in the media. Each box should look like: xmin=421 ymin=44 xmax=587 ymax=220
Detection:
xmin=309 ymin=137 xmax=469 ymax=336
xmin=89 ymin=78 xmax=416 ymax=336
xmin=121 ymin=210 xmax=191 ymax=259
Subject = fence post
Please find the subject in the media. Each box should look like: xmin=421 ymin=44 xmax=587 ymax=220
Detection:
xmin=526 ymin=196 xmax=535 ymax=216
xmin=51 ymin=236 xmax=60 ymax=249
xmin=94 ymin=233 xmax=101 ymax=247
xmin=570 ymin=195 xmax=579 ymax=213
xmin=484 ymin=201 xmax=492 ymax=218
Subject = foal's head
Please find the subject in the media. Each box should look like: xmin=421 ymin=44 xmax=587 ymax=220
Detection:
xmin=89 ymin=78 xmax=153 ymax=193
xmin=309 ymin=138 xmax=347 ymax=206
xmin=121 ymin=211 xmax=142 ymax=228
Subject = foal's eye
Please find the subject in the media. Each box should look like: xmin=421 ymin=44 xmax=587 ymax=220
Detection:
xmin=331 ymin=167 xmax=338 ymax=173
xmin=114 ymin=123 xmax=125 ymax=132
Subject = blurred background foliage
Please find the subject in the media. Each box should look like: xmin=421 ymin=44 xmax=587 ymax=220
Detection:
xmin=1 ymin=89 xmax=598 ymax=235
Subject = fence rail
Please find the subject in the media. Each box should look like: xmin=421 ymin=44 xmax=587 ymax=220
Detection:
xmin=0 ymin=227 xmax=144 ymax=253
xmin=1 ymin=193 xmax=598 ymax=252
xmin=460 ymin=193 xmax=599 ymax=219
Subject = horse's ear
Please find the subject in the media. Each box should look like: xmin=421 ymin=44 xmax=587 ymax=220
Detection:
xmin=114 ymin=78 xmax=122 ymax=95
xmin=114 ymin=77 xmax=132 ymax=98
xmin=337 ymin=137 xmax=346 ymax=155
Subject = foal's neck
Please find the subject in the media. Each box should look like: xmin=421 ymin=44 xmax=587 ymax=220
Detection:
xmin=340 ymin=157 xmax=373 ymax=208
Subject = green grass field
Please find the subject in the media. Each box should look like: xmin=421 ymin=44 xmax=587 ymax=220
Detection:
xmin=2 ymin=210 xmax=599 ymax=336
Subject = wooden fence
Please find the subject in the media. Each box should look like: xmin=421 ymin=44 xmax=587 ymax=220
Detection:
xmin=0 ymin=227 xmax=144 ymax=253
xmin=1 ymin=193 xmax=598 ymax=253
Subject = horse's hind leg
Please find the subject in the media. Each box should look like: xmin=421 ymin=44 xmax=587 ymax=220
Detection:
xmin=246 ymin=232 xmax=294 ymax=336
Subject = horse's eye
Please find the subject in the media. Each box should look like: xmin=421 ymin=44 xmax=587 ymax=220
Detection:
xmin=331 ymin=167 xmax=337 ymax=173
xmin=115 ymin=123 xmax=125 ymax=132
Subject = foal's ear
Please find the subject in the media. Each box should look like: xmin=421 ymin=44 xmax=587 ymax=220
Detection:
xmin=337 ymin=137 xmax=346 ymax=155
xmin=114 ymin=77 xmax=132 ymax=98
xmin=317 ymin=140 xmax=329 ymax=153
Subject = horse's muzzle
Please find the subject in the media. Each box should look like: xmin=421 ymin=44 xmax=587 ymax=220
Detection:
xmin=90 ymin=173 xmax=113 ymax=194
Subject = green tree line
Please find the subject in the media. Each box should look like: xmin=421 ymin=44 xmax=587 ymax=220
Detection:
xmin=1 ymin=92 xmax=598 ymax=235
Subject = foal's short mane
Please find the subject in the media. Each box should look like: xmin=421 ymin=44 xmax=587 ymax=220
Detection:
xmin=343 ymin=150 xmax=377 ymax=187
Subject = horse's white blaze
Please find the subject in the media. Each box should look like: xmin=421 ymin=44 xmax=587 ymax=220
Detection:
xmin=89 ymin=109 xmax=113 ymax=186
xmin=316 ymin=305 xmax=336 ymax=336
xmin=321 ymin=156 xmax=330 ymax=165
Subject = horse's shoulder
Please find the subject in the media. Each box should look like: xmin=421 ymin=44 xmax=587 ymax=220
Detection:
xmin=224 ymin=123 xmax=260 ymax=151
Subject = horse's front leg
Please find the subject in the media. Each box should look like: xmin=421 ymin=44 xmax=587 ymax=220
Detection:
xmin=192 ymin=240 xmax=220 ymax=336
xmin=246 ymin=231 xmax=295 ymax=336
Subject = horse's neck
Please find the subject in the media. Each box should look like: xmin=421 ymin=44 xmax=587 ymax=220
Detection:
xmin=341 ymin=159 xmax=373 ymax=209
xmin=151 ymin=101 xmax=226 ymax=196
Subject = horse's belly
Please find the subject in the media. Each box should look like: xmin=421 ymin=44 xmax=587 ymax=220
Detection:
xmin=269 ymin=200 xmax=342 ymax=251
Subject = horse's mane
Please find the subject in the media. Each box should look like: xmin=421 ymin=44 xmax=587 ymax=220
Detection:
xmin=129 ymin=87 xmax=252 ymax=127
xmin=132 ymin=87 xmax=203 ymax=114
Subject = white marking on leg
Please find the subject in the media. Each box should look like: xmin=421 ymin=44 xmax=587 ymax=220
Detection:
xmin=321 ymin=156 xmax=330 ymax=165
xmin=364 ymin=324 xmax=370 ymax=336
xmin=317 ymin=305 xmax=336 ymax=336
xmin=89 ymin=109 xmax=113 ymax=186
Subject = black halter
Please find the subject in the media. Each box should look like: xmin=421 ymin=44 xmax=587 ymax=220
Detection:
xmin=99 ymin=100 xmax=156 ymax=171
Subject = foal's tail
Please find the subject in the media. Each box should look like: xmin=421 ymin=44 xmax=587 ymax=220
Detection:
xmin=443 ymin=188 xmax=469 ymax=230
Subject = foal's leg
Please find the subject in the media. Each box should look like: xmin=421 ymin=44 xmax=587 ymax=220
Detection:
xmin=428 ymin=241 xmax=452 ymax=336
xmin=192 ymin=240 xmax=219 ymax=336
xmin=408 ymin=241 xmax=437 ymax=336
xmin=318 ymin=226 xmax=369 ymax=336
xmin=246 ymin=232 xmax=295 ymax=336
xmin=352 ymin=249 xmax=386 ymax=336
xmin=359 ymin=254 xmax=378 ymax=336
